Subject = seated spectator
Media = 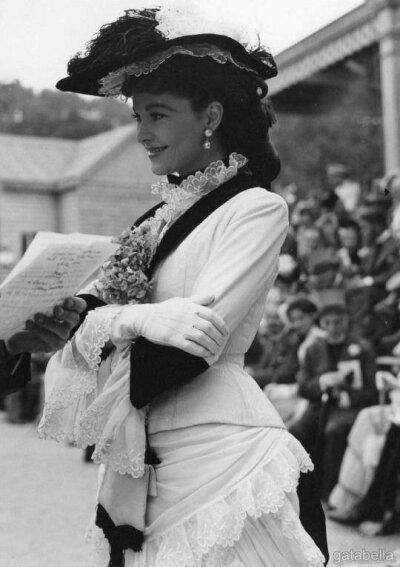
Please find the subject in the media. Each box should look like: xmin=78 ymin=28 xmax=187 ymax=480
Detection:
xmin=292 ymin=201 xmax=320 ymax=269
xmin=329 ymin=370 xmax=400 ymax=536
xmin=245 ymin=302 xmax=284 ymax=370
xmin=291 ymin=199 xmax=316 ymax=232
xmin=290 ymin=290 xmax=378 ymax=500
xmin=247 ymin=298 xmax=322 ymax=423
xmin=318 ymin=164 xmax=349 ymax=220
xmin=306 ymin=248 xmax=376 ymax=340
xmin=371 ymin=272 xmax=400 ymax=355
xmin=266 ymin=298 xmax=325 ymax=426
xmin=307 ymin=249 xmax=342 ymax=299
xmin=298 ymin=228 xmax=325 ymax=275
xmin=315 ymin=212 xmax=340 ymax=250
xmin=356 ymin=208 xmax=399 ymax=305
xmin=337 ymin=218 xmax=362 ymax=279
xmin=326 ymin=163 xmax=361 ymax=215
xmin=267 ymin=268 xmax=301 ymax=314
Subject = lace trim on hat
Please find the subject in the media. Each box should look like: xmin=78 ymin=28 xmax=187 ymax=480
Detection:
xmin=99 ymin=44 xmax=258 ymax=97
xmin=87 ymin=432 xmax=325 ymax=567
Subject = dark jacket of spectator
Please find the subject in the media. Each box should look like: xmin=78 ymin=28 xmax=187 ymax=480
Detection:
xmin=0 ymin=341 xmax=31 ymax=397
xmin=297 ymin=335 xmax=377 ymax=407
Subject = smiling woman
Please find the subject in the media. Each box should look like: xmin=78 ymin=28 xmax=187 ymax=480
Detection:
xmin=38 ymin=5 xmax=328 ymax=567
xmin=122 ymin=54 xmax=280 ymax=183
xmin=131 ymin=92 xmax=225 ymax=176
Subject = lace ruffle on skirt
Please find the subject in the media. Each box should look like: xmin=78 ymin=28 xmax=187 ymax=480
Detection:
xmin=38 ymin=305 xmax=146 ymax=478
xmin=87 ymin=428 xmax=325 ymax=567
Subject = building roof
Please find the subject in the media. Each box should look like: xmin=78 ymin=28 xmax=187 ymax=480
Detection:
xmin=0 ymin=124 xmax=135 ymax=191
xmin=269 ymin=0 xmax=379 ymax=96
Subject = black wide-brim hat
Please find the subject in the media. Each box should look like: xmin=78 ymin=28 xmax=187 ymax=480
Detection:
xmin=56 ymin=21 xmax=277 ymax=97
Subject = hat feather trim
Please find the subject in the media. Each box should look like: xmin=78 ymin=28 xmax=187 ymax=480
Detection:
xmin=67 ymin=9 xmax=164 ymax=77
xmin=59 ymin=5 xmax=277 ymax=97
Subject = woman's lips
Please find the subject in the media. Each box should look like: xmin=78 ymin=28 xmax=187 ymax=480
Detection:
xmin=147 ymin=146 xmax=167 ymax=158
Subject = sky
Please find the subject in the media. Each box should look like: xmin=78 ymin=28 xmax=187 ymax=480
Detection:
xmin=0 ymin=0 xmax=364 ymax=93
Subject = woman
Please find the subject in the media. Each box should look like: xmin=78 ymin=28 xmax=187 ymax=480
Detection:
xmin=38 ymin=6 xmax=326 ymax=566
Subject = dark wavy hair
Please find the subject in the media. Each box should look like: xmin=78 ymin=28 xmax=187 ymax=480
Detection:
xmin=121 ymin=56 xmax=280 ymax=186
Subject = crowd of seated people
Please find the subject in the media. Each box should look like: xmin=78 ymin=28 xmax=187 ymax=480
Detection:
xmin=246 ymin=166 xmax=400 ymax=536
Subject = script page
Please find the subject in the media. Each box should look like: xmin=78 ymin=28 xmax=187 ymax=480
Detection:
xmin=0 ymin=232 xmax=118 ymax=339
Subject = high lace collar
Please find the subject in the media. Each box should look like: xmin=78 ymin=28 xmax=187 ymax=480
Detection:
xmin=165 ymin=154 xmax=231 ymax=185
xmin=151 ymin=152 xmax=248 ymax=205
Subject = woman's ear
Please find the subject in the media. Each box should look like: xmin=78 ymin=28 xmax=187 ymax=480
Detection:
xmin=205 ymin=101 xmax=224 ymax=131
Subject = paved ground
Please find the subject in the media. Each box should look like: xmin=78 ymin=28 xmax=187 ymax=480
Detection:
xmin=0 ymin=414 xmax=399 ymax=567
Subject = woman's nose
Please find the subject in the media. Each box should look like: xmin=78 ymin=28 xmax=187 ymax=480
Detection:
xmin=136 ymin=120 xmax=154 ymax=146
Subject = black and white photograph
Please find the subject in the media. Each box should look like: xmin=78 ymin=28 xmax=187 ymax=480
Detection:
xmin=0 ymin=1 xmax=399 ymax=565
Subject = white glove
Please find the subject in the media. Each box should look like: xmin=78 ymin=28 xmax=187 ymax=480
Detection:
xmin=111 ymin=295 xmax=229 ymax=359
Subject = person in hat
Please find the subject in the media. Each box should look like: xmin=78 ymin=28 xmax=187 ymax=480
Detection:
xmin=337 ymin=218 xmax=362 ymax=279
xmin=37 ymin=4 xmax=327 ymax=566
xmin=307 ymin=248 xmax=341 ymax=294
xmin=290 ymin=289 xmax=378 ymax=500
xmin=317 ymin=165 xmax=348 ymax=220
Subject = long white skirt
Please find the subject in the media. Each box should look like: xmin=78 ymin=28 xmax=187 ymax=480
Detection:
xmin=88 ymin=425 xmax=325 ymax=567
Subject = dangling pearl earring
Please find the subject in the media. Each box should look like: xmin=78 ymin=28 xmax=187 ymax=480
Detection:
xmin=203 ymin=128 xmax=213 ymax=150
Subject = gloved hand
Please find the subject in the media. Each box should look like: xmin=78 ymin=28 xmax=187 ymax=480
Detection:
xmin=111 ymin=295 xmax=229 ymax=358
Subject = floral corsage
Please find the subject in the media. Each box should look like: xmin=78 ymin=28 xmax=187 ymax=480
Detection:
xmin=97 ymin=221 xmax=157 ymax=305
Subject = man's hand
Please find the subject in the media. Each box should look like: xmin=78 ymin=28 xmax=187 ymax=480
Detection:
xmin=5 ymin=297 xmax=87 ymax=356
xmin=319 ymin=371 xmax=343 ymax=391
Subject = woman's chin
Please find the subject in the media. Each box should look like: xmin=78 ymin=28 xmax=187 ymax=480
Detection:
xmin=149 ymin=158 xmax=171 ymax=176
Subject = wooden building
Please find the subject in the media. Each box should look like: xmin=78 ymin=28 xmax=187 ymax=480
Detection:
xmin=270 ymin=0 xmax=400 ymax=172
xmin=0 ymin=125 xmax=158 ymax=278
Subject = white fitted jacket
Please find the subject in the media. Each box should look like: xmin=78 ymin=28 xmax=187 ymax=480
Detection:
xmin=147 ymin=187 xmax=289 ymax=434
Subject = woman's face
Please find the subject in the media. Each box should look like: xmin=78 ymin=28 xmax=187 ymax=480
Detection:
xmin=132 ymin=92 xmax=217 ymax=176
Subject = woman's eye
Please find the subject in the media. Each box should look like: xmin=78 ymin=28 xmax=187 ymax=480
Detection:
xmin=151 ymin=113 xmax=165 ymax=121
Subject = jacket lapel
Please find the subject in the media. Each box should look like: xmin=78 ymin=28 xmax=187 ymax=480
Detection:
xmin=146 ymin=169 xmax=259 ymax=278
xmin=132 ymin=202 xmax=164 ymax=228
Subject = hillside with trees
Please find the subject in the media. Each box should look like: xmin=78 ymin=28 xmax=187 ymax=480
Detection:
xmin=271 ymin=47 xmax=384 ymax=194
xmin=0 ymin=80 xmax=131 ymax=139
